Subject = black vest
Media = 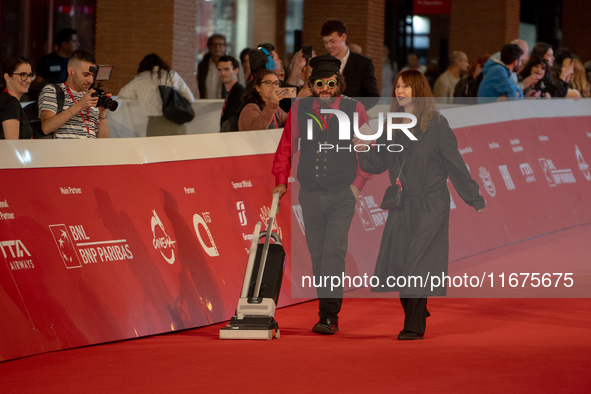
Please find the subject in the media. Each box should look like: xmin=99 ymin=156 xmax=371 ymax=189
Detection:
xmin=296 ymin=97 xmax=359 ymax=193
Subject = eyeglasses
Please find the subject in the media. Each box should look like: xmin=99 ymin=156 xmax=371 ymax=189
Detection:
xmin=10 ymin=72 xmax=36 ymax=82
xmin=209 ymin=42 xmax=226 ymax=47
xmin=314 ymin=79 xmax=337 ymax=89
xmin=260 ymin=80 xmax=281 ymax=87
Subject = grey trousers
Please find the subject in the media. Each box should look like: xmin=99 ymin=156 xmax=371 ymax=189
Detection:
xmin=299 ymin=186 xmax=356 ymax=322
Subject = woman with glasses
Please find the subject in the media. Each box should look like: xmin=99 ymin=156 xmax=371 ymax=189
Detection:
xmin=357 ymin=70 xmax=485 ymax=340
xmin=0 ymin=55 xmax=35 ymax=139
xmin=238 ymin=69 xmax=288 ymax=131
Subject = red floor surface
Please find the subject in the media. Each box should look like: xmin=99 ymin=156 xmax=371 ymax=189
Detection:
xmin=1 ymin=226 xmax=591 ymax=393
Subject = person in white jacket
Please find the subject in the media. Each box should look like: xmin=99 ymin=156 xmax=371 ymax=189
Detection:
xmin=119 ymin=53 xmax=195 ymax=136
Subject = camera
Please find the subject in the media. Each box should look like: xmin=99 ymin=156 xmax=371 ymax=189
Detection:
xmin=89 ymin=65 xmax=119 ymax=111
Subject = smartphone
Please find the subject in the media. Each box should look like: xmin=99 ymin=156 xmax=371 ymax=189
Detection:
xmin=302 ymin=46 xmax=312 ymax=65
xmin=277 ymin=87 xmax=297 ymax=98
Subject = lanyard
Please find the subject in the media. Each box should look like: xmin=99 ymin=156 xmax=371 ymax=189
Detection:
xmin=272 ymin=114 xmax=279 ymax=129
xmin=64 ymin=82 xmax=92 ymax=134
xmin=221 ymin=95 xmax=228 ymax=116
xmin=4 ymin=89 xmax=14 ymax=97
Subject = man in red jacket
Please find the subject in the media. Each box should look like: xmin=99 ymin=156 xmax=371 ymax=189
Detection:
xmin=272 ymin=55 xmax=371 ymax=335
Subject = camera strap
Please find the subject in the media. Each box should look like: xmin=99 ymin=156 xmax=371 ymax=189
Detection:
xmin=64 ymin=82 xmax=92 ymax=134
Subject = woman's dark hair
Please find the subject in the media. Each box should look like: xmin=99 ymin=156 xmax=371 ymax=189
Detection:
xmin=137 ymin=53 xmax=170 ymax=77
xmin=520 ymin=56 xmax=548 ymax=79
xmin=240 ymin=48 xmax=251 ymax=65
xmin=241 ymin=69 xmax=278 ymax=109
xmin=390 ymin=70 xmax=439 ymax=132
xmin=0 ymin=55 xmax=31 ymax=90
xmin=530 ymin=42 xmax=553 ymax=61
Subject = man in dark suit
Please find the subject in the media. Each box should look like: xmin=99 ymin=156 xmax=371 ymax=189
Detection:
xmin=321 ymin=19 xmax=380 ymax=102
xmin=197 ymin=34 xmax=227 ymax=99
xmin=217 ymin=55 xmax=245 ymax=132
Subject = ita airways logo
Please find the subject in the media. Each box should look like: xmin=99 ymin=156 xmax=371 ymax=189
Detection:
xmin=237 ymin=202 xmax=247 ymax=226
xmin=49 ymin=224 xmax=82 ymax=269
xmin=520 ymin=163 xmax=536 ymax=183
xmin=1 ymin=240 xmax=34 ymax=271
xmin=575 ymin=145 xmax=590 ymax=181
xmin=479 ymin=166 xmax=496 ymax=197
xmin=151 ymin=210 xmax=176 ymax=265
xmin=193 ymin=212 xmax=219 ymax=257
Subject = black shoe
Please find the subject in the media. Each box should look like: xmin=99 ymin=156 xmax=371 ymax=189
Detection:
xmin=312 ymin=318 xmax=339 ymax=335
xmin=398 ymin=329 xmax=423 ymax=340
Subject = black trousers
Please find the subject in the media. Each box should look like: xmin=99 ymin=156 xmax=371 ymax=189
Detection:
xmin=400 ymin=297 xmax=429 ymax=334
xmin=299 ymin=186 xmax=356 ymax=322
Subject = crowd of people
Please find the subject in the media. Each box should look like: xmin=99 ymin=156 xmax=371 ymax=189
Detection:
xmin=1 ymin=18 xmax=589 ymax=342
xmin=2 ymin=22 xmax=590 ymax=140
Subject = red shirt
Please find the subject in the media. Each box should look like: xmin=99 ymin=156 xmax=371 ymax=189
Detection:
xmin=272 ymin=96 xmax=372 ymax=190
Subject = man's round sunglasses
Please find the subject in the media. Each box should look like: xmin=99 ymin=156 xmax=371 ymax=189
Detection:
xmin=10 ymin=72 xmax=36 ymax=82
xmin=314 ymin=79 xmax=338 ymax=89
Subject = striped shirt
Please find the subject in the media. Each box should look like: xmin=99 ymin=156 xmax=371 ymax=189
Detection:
xmin=38 ymin=83 xmax=99 ymax=139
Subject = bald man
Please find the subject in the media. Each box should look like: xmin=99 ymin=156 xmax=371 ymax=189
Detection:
xmin=433 ymin=51 xmax=469 ymax=101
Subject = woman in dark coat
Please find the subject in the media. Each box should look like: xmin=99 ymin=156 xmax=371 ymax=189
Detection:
xmin=357 ymin=70 xmax=485 ymax=340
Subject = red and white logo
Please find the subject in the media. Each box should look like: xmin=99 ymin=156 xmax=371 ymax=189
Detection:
xmin=519 ymin=163 xmax=536 ymax=183
xmin=538 ymin=158 xmax=576 ymax=187
xmin=575 ymin=145 xmax=590 ymax=181
xmin=292 ymin=205 xmax=305 ymax=236
xmin=151 ymin=210 xmax=177 ymax=265
xmin=479 ymin=166 xmax=496 ymax=197
xmin=0 ymin=240 xmax=34 ymax=271
xmin=193 ymin=212 xmax=219 ymax=257
xmin=49 ymin=224 xmax=82 ymax=269
xmin=237 ymin=202 xmax=248 ymax=226
xmin=498 ymin=165 xmax=516 ymax=190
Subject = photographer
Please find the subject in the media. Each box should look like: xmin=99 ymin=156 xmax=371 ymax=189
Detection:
xmin=38 ymin=50 xmax=110 ymax=139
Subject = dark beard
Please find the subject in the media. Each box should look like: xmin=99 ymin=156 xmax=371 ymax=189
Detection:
xmin=311 ymin=89 xmax=340 ymax=107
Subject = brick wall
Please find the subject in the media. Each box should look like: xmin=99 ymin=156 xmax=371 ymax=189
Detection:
xmin=252 ymin=0 xmax=277 ymax=50
xmin=302 ymin=0 xmax=386 ymax=95
xmin=95 ymin=0 xmax=197 ymax=95
xmin=449 ymin=0 xmax=520 ymax=62
xmin=562 ymin=0 xmax=591 ymax=62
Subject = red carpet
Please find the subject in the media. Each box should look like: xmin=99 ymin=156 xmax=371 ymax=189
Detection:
xmin=1 ymin=227 xmax=591 ymax=393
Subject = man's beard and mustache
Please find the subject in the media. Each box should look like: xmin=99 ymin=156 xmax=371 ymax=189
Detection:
xmin=312 ymin=87 xmax=341 ymax=107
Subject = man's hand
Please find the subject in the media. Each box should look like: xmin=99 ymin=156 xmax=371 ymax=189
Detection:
xmin=522 ymin=73 xmax=542 ymax=89
xmin=75 ymin=89 xmax=98 ymax=111
xmin=291 ymin=50 xmax=306 ymax=72
xmin=477 ymin=208 xmax=484 ymax=214
xmin=350 ymin=185 xmax=360 ymax=202
xmin=560 ymin=63 xmax=574 ymax=83
xmin=272 ymin=184 xmax=287 ymax=199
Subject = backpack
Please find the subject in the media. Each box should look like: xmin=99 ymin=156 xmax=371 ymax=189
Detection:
xmin=23 ymin=83 xmax=64 ymax=139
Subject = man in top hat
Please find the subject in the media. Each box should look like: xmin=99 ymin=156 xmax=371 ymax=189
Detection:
xmin=271 ymin=54 xmax=372 ymax=335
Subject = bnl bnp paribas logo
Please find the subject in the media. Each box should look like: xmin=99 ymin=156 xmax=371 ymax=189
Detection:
xmin=304 ymin=108 xmax=418 ymax=152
